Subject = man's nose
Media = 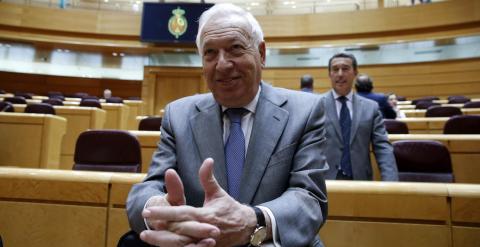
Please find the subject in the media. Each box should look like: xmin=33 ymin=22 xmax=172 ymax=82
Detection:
xmin=216 ymin=51 xmax=233 ymax=70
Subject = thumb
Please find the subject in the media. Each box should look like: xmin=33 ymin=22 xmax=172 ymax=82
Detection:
xmin=164 ymin=169 xmax=186 ymax=206
xmin=199 ymin=158 xmax=225 ymax=201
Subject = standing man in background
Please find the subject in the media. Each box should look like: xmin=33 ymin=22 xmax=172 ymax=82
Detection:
xmin=126 ymin=3 xmax=328 ymax=247
xmin=321 ymin=53 xmax=398 ymax=181
xmin=355 ymin=74 xmax=397 ymax=119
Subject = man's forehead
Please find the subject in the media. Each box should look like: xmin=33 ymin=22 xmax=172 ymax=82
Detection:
xmin=331 ymin=58 xmax=353 ymax=66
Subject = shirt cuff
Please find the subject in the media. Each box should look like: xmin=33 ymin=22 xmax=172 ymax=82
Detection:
xmin=143 ymin=196 xmax=156 ymax=230
xmin=257 ymin=206 xmax=281 ymax=247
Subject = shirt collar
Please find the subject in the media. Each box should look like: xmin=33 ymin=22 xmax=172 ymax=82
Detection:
xmin=331 ymin=89 xmax=353 ymax=102
xmin=221 ymin=85 xmax=261 ymax=114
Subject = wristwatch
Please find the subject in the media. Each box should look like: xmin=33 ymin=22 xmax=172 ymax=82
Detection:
xmin=250 ymin=206 xmax=267 ymax=247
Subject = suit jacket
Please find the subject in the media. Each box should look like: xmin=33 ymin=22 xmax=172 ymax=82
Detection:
xmin=357 ymin=92 xmax=397 ymax=119
xmin=127 ymin=83 xmax=329 ymax=247
xmin=321 ymin=90 xmax=398 ymax=181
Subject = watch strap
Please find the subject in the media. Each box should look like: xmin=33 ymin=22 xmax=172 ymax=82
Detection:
xmin=253 ymin=206 xmax=266 ymax=227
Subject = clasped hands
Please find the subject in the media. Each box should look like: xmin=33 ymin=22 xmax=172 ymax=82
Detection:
xmin=140 ymin=158 xmax=257 ymax=247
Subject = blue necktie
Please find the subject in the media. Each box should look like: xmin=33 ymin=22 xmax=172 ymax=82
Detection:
xmin=225 ymin=108 xmax=247 ymax=199
xmin=338 ymin=96 xmax=353 ymax=177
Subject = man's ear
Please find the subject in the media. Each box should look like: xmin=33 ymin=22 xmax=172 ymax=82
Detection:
xmin=258 ymin=41 xmax=266 ymax=68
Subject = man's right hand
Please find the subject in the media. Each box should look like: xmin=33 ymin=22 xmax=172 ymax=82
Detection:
xmin=140 ymin=168 xmax=220 ymax=247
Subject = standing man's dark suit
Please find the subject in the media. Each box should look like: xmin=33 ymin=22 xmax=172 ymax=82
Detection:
xmin=322 ymin=90 xmax=398 ymax=180
xmin=323 ymin=53 xmax=398 ymax=181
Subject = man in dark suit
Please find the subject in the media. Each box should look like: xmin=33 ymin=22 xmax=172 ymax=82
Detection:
xmin=126 ymin=3 xmax=328 ymax=247
xmin=355 ymin=74 xmax=396 ymax=119
xmin=321 ymin=53 xmax=398 ymax=181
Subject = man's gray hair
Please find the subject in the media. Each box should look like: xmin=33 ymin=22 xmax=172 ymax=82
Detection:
xmin=195 ymin=3 xmax=264 ymax=56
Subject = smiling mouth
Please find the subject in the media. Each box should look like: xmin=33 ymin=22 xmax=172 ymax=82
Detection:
xmin=216 ymin=76 xmax=241 ymax=84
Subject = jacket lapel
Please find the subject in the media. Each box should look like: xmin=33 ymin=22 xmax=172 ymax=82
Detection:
xmin=326 ymin=90 xmax=343 ymax=140
xmin=239 ymin=84 xmax=289 ymax=203
xmin=190 ymin=97 xmax=228 ymax=190
xmin=350 ymin=93 xmax=361 ymax=144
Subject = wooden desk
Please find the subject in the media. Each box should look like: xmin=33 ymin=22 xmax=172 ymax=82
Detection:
xmin=321 ymin=181 xmax=451 ymax=247
xmin=399 ymin=117 xmax=448 ymax=134
xmin=0 ymin=168 xmax=111 ymax=247
xmin=102 ymin=103 xmax=129 ymax=130
xmin=12 ymin=105 xmax=107 ymax=169
xmin=129 ymin=130 xmax=160 ymax=173
xmin=3 ymin=168 xmax=479 ymax=247
xmin=0 ymin=113 xmax=66 ymax=169
xmin=403 ymin=108 xmax=480 ymax=118
xmin=124 ymin=100 xmax=143 ymax=130
xmin=448 ymin=184 xmax=480 ymax=247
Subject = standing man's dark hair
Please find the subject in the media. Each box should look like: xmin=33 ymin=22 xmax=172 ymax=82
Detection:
xmin=300 ymin=74 xmax=314 ymax=92
xmin=328 ymin=53 xmax=358 ymax=72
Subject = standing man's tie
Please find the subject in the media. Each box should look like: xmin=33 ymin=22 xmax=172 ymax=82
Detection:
xmin=338 ymin=96 xmax=353 ymax=178
xmin=225 ymin=108 xmax=248 ymax=199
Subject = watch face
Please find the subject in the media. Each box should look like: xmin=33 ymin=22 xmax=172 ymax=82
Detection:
xmin=250 ymin=226 xmax=267 ymax=246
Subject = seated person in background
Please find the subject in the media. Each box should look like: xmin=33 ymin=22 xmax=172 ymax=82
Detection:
xmin=103 ymin=89 xmax=112 ymax=99
xmin=300 ymin=74 xmax=314 ymax=93
xmin=126 ymin=3 xmax=328 ymax=247
xmin=387 ymin=93 xmax=406 ymax=118
xmin=321 ymin=53 xmax=398 ymax=181
xmin=355 ymin=74 xmax=397 ymax=119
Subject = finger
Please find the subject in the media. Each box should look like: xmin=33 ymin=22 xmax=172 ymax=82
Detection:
xmin=145 ymin=205 xmax=200 ymax=222
xmin=185 ymin=238 xmax=217 ymax=247
xmin=168 ymin=220 xmax=220 ymax=239
xmin=140 ymin=230 xmax=193 ymax=247
xmin=199 ymin=158 xmax=225 ymax=200
xmin=165 ymin=169 xmax=186 ymax=206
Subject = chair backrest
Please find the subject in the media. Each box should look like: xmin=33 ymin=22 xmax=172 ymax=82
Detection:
xmin=71 ymin=92 xmax=89 ymax=98
xmin=415 ymin=101 xmax=440 ymax=109
xmin=83 ymin=95 xmax=99 ymax=100
xmin=47 ymin=91 xmax=64 ymax=98
xmin=128 ymin=96 xmax=141 ymax=100
xmin=443 ymin=115 xmax=480 ymax=134
xmin=79 ymin=99 xmax=102 ymax=108
xmin=393 ymin=140 xmax=454 ymax=183
xmin=425 ymin=106 xmax=462 ymax=117
xmin=0 ymin=101 xmax=14 ymax=112
xmin=14 ymin=92 xmax=34 ymax=99
xmin=0 ymin=89 xmax=5 ymax=94
xmin=73 ymin=130 xmax=142 ymax=173
xmin=396 ymin=95 xmax=406 ymax=101
xmin=138 ymin=117 xmax=162 ymax=131
xmin=447 ymin=95 xmax=470 ymax=104
xmin=106 ymin=96 xmax=124 ymax=103
xmin=384 ymin=119 xmax=409 ymax=134
xmin=42 ymin=98 xmax=64 ymax=106
xmin=25 ymin=103 xmax=56 ymax=115
xmin=4 ymin=96 xmax=27 ymax=104
xmin=462 ymin=101 xmax=480 ymax=108
xmin=411 ymin=96 xmax=439 ymax=105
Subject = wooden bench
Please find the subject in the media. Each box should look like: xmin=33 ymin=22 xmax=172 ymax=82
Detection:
xmin=0 ymin=113 xmax=66 ymax=169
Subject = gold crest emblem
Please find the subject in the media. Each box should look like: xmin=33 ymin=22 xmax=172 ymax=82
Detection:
xmin=168 ymin=7 xmax=188 ymax=39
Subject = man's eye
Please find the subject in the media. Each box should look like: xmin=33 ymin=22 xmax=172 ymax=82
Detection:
xmin=203 ymin=49 xmax=216 ymax=56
